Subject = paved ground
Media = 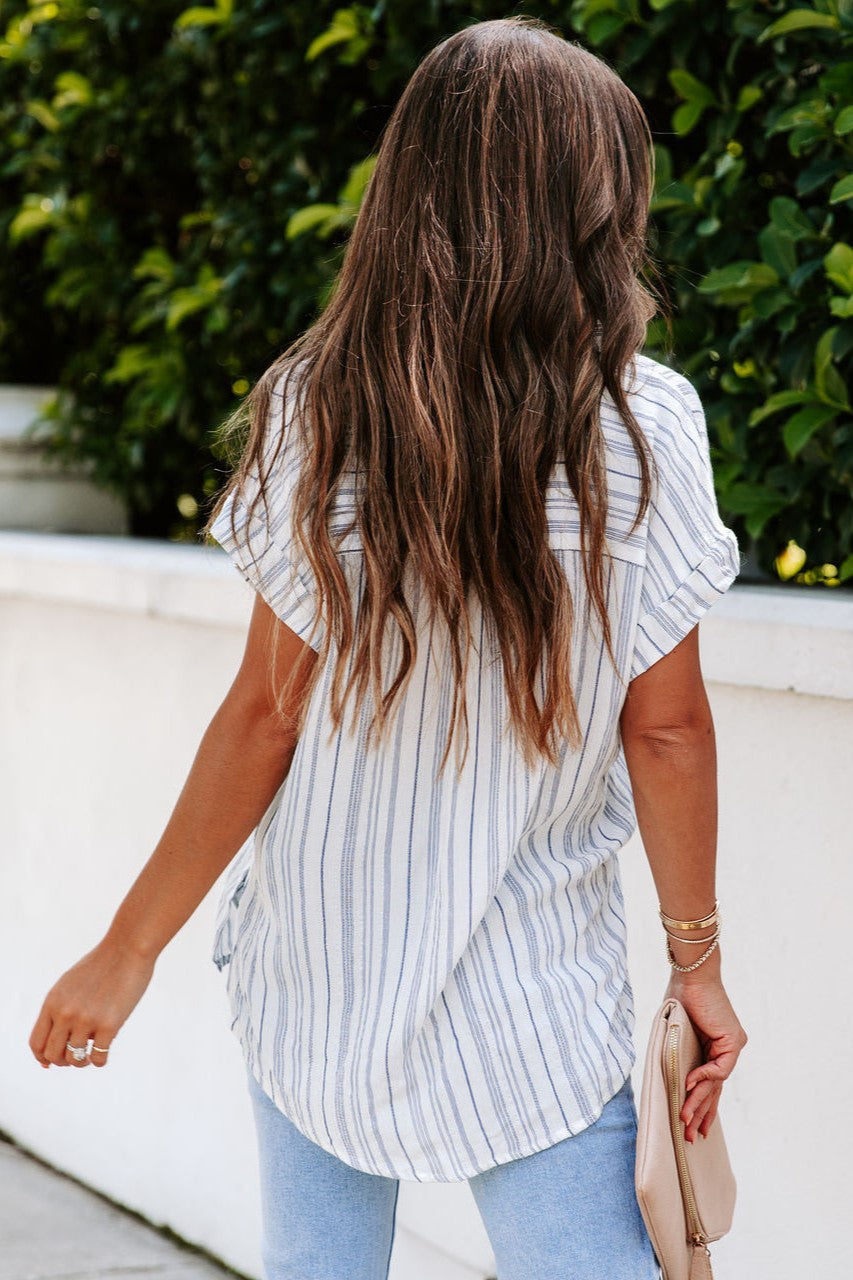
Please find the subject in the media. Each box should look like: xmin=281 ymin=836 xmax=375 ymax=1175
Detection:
xmin=0 ymin=1137 xmax=244 ymax=1280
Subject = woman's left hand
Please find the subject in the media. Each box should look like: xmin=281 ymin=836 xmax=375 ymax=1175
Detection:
xmin=29 ymin=938 xmax=156 ymax=1069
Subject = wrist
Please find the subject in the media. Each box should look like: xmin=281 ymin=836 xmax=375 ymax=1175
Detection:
xmin=666 ymin=938 xmax=722 ymax=982
xmin=101 ymin=920 xmax=161 ymax=964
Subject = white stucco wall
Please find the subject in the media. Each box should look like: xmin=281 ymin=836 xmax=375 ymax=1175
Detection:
xmin=1 ymin=529 xmax=851 ymax=1279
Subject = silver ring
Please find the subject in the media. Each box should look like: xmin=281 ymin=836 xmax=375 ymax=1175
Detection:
xmin=91 ymin=1045 xmax=110 ymax=1054
xmin=66 ymin=1040 xmax=89 ymax=1061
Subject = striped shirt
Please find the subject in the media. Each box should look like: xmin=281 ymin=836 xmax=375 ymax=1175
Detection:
xmin=208 ymin=352 xmax=741 ymax=1182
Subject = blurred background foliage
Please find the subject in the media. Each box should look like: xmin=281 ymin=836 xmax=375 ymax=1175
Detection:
xmin=0 ymin=0 xmax=851 ymax=585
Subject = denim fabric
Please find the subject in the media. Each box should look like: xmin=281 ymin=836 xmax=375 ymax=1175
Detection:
xmin=246 ymin=1065 xmax=662 ymax=1279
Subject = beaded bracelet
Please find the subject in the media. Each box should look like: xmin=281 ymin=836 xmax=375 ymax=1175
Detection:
xmin=666 ymin=930 xmax=720 ymax=973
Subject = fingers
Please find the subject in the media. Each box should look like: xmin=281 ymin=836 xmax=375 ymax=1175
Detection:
xmin=680 ymin=1080 xmax=711 ymax=1137
xmin=681 ymin=1081 xmax=721 ymax=1143
xmin=89 ymin=1030 xmax=116 ymax=1068
xmin=29 ymin=1008 xmax=53 ymax=1068
xmin=685 ymin=1046 xmax=738 ymax=1092
xmin=33 ymin=1012 xmax=116 ymax=1069
xmin=42 ymin=1015 xmax=74 ymax=1066
xmin=698 ymin=1092 xmax=720 ymax=1139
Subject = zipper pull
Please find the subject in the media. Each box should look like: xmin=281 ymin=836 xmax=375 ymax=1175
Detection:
xmin=688 ymin=1240 xmax=714 ymax=1280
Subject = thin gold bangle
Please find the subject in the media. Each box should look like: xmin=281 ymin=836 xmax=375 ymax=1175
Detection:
xmin=664 ymin=924 xmax=721 ymax=945
xmin=655 ymin=906 xmax=717 ymax=926
xmin=659 ymin=900 xmax=719 ymax=930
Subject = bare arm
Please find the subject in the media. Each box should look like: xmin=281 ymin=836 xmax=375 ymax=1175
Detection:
xmin=619 ymin=624 xmax=747 ymax=1140
xmin=104 ymin=595 xmax=316 ymax=960
xmin=29 ymin=594 xmax=316 ymax=1068
xmin=619 ymin=624 xmax=721 ymax=975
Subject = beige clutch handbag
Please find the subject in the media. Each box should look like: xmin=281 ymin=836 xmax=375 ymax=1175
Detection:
xmin=635 ymin=995 xmax=737 ymax=1280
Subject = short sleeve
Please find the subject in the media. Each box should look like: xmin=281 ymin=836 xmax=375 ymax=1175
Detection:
xmin=630 ymin=376 xmax=741 ymax=679
xmin=208 ymin=378 xmax=324 ymax=652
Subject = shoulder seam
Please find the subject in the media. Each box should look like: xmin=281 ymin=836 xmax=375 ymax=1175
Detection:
xmin=630 ymin=363 xmax=705 ymax=444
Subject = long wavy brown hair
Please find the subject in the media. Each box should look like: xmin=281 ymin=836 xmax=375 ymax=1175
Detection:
xmin=202 ymin=14 xmax=663 ymax=779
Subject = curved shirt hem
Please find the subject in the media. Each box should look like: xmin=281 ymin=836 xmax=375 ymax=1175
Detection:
xmin=229 ymin=997 xmax=638 ymax=1184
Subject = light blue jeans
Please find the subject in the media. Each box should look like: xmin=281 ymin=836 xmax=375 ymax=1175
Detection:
xmin=245 ymin=1065 xmax=661 ymax=1279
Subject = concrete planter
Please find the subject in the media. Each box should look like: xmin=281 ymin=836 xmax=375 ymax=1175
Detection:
xmin=0 ymin=384 xmax=128 ymax=535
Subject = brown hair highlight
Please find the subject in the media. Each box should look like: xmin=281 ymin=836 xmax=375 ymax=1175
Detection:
xmin=202 ymin=15 xmax=663 ymax=778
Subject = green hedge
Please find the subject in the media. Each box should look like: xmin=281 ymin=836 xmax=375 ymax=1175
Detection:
xmin=1 ymin=0 xmax=851 ymax=586
xmin=568 ymin=0 xmax=853 ymax=587
xmin=0 ymin=0 xmax=370 ymax=535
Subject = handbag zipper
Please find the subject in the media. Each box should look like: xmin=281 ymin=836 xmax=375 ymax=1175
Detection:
xmin=666 ymin=1021 xmax=708 ymax=1248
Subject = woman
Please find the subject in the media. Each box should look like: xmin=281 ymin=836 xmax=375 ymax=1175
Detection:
xmin=29 ymin=16 xmax=748 ymax=1280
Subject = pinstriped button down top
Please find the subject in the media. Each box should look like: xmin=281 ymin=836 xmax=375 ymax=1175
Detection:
xmin=208 ymin=351 xmax=741 ymax=1182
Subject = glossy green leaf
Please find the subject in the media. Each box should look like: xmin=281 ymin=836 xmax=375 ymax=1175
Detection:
xmin=782 ymin=405 xmax=837 ymax=456
xmin=835 ymin=106 xmax=853 ymax=136
xmin=672 ymin=100 xmax=706 ymax=136
xmin=748 ymin=390 xmax=817 ymax=427
xmin=829 ymin=175 xmax=853 ymax=204
xmin=758 ymin=9 xmax=839 ymax=42
xmin=697 ymin=261 xmax=779 ymax=302
xmin=285 ymin=205 xmax=342 ymax=238
xmin=759 ymin=226 xmax=797 ymax=279
xmin=8 ymin=201 xmax=54 ymax=242
xmin=814 ymin=326 xmax=850 ymax=408
xmin=824 ymin=244 xmax=853 ymax=294
xmin=723 ymin=484 xmax=789 ymax=538
xmin=174 ymin=0 xmax=233 ymax=30
xmin=305 ymin=7 xmax=369 ymax=61
xmin=768 ymin=196 xmax=814 ymax=240
xmin=829 ymin=295 xmax=853 ymax=317
xmin=668 ymin=69 xmax=716 ymax=105
xmin=736 ymin=84 xmax=763 ymax=113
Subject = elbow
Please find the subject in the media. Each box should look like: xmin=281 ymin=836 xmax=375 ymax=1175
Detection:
xmin=620 ymin=712 xmax=715 ymax=762
xmin=222 ymin=683 xmax=301 ymax=753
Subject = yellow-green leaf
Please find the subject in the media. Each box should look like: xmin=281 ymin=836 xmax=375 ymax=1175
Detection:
xmin=673 ymin=100 xmax=706 ymax=136
xmin=103 ymin=345 xmax=153 ymax=385
xmin=132 ymin=247 xmax=177 ymax=283
xmin=306 ymin=9 xmax=360 ymax=61
xmin=339 ymin=155 xmax=376 ymax=208
xmin=174 ymin=0 xmax=232 ymax=31
xmin=758 ymin=9 xmax=839 ymax=42
xmin=24 ymin=99 xmax=60 ymax=132
xmin=736 ymin=84 xmax=763 ymax=113
xmin=52 ymin=71 xmax=93 ymax=110
xmin=668 ymin=69 xmax=716 ymax=105
xmin=824 ymin=243 xmax=853 ymax=294
xmin=286 ymin=204 xmax=343 ymax=238
xmin=829 ymin=175 xmax=853 ymax=205
xmin=8 ymin=206 xmax=52 ymax=241
xmin=835 ymin=106 xmax=853 ymax=136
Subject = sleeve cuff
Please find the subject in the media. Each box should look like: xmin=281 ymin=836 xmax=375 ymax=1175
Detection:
xmin=630 ymin=529 xmax=741 ymax=679
xmin=209 ymin=493 xmax=323 ymax=651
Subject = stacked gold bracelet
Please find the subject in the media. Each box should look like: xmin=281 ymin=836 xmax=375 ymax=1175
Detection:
xmin=659 ymin=899 xmax=721 ymax=974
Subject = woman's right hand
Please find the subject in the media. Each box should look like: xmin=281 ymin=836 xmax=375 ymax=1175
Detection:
xmin=663 ymin=969 xmax=748 ymax=1145
xmin=29 ymin=936 xmax=156 ymax=1069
